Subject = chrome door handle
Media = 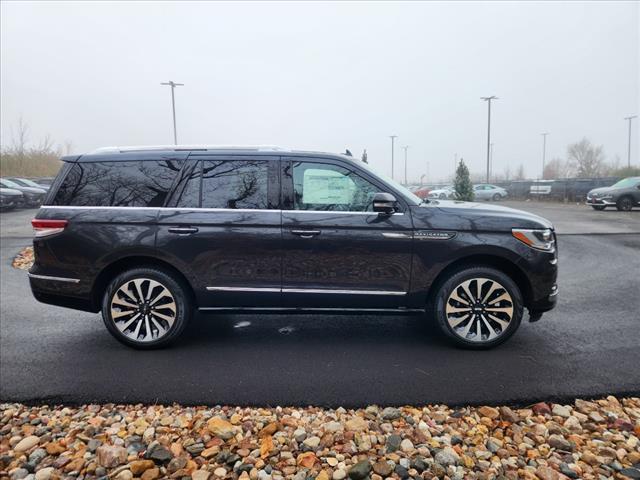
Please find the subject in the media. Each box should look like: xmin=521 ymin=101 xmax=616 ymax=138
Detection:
xmin=290 ymin=229 xmax=321 ymax=238
xmin=168 ymin=227 xmax=199 ymax=235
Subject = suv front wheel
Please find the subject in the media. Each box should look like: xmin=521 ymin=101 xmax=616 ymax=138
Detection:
xmin=433 ymin=266 xmax=523 ymax=349
xmin=102 ymin=267 xmax=191 ymax=349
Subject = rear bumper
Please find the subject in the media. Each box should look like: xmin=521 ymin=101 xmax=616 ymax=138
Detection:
xmin=29 ymin=271 xmax=98 ymax=313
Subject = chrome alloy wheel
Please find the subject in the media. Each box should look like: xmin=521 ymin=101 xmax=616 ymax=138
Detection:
xmin=109 ymin=278 xmax=177 ymax=342
xmin=445 ymin=277 xmax=514 ymax=343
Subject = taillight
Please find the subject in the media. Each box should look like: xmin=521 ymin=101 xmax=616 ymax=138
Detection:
xmin=31 ymin=219 xmax=68 ymax=238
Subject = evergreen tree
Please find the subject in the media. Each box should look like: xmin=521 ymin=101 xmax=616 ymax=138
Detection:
xmin=454 ymin=158 xmax=474 ymax=201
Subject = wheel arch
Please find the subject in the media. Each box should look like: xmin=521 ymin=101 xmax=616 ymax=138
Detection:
xmin=426 ymin=253 xmax=533 ymax=308
xmin=91 ymin=256 xmax=196 ymax=310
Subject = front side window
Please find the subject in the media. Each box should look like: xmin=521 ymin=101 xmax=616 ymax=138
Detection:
xmin=292 ymin=162 xmax=379 ymax=212
xmin=51 ymin=160 xmax=183 ymax=207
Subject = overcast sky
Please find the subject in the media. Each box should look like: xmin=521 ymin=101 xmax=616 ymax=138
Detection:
xmin=1 ymin=1 xmax=638 ymax=182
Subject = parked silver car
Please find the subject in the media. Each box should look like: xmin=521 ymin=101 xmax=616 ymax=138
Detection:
xmin=428 ymin=185 xmax=456 ymax=199
xmin=0 ymin=187 xmax=24 ymax=210
xmin=0 ymin=178 xmax=46 ymax=207
xmin=473 ymin=184 xmax=508 ymax=201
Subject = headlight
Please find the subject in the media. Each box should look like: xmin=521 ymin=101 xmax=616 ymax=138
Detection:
xmin=600 ymin=195 xmax=613 ymax=200
xmin=512 ymin=228 xmax=555 ymax=252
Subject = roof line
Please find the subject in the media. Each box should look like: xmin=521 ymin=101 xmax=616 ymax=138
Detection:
xmin=89 ymin=145 xmax=291 ymax=154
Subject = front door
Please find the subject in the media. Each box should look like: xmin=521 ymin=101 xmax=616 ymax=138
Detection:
xmin=280 ymin=157 xmax=413 ymax=309
xmin=156 ymin=155 xmax=282 ymax=308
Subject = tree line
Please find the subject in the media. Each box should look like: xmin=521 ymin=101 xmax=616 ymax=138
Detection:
xmin=0 ymin=118 xmax=71 ymax=177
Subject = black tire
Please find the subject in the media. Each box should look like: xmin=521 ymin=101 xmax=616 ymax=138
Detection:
xmin=439 ymin=193 xmax=447 ymax=199
xmin=432 ymin=266 xmax=523 ymax=349
xmin=492 ymin=193 xmax=501 ymax=201
xmin=591 ymin=205 xmax=606 ymax=211
xmin=101 ymin=267 xmax=191 ymax=349
xmin=616 ymin=196 xmax=633 ymax=211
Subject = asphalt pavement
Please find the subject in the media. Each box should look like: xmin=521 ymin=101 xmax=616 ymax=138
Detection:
xmin=1 ymin=203 xmax=639 ymax=407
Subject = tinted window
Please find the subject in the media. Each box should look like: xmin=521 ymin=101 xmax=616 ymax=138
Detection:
xmin=292 ymin=162 xmax=379 ymax=212
xmin=51 ymin=160 xmax=183 ymax=207
xmin=175 ymin=161 xmax=201 ymax=208
xmin=201 ymin=160 xmax=268 ymax=209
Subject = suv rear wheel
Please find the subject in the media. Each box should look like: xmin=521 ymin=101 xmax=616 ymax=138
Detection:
xmin=433 ymin=266 xmax=523 ymax=349
xmin=102 ymin=267 xmax=191 ymax=349
xmin=616 ymin=196 xmax=634 ymax=211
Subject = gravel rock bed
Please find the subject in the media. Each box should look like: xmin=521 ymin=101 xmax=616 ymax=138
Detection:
xmin=1 ymin=397 xmax=639 ymax=480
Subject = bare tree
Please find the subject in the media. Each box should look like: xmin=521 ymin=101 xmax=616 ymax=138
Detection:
xmin=64 ymin=140 xmax=74 ymax=155
xmin=543 ymin=157 xmax=574 ymax=179
xmin=514 ymin=164 xmax=525 ymax=180
xmin=11 ymin=117 xmax=30 ymax=161
xmin=567 ymin=138 xmax=605 ymax=177
xmin=37 ymin=133 xmax=55 ymax=153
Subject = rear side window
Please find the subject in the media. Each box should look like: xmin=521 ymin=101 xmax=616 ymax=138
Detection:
xmin=51 ymin=160 xmax=183 ymax=207
xmin=176 ymin=160 xmax=269 ymax=209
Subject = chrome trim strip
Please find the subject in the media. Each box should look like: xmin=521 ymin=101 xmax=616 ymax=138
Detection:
xmin=40 ymin=206 xmax=281 ymax=213
xmin=199 ymin=307 xmax=422 ymax=313
xmin=28 ymin=273 xmax=80 ymax=284
xmin=381 ymin=232 xmax=411 ymax=239
xmin=40 ymin=206 xmax=405 ymax=216
xmin=205 ymin=286 xmax=407 ymax=295
xmin=283 ymin=210 xmax=404 ymax=216
xmin=206 ymin=286 xmax=280 ymax=292
xmin=282 ymin=288 xmax=406 ymax=295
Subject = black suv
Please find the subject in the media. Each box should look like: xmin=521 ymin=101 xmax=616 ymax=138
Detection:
xmin=30 ymin=146 xmax=558 ymax=349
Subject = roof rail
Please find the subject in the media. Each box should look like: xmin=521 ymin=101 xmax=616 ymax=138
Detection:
xmin=89 ymin=145 xmax=291 ymax=154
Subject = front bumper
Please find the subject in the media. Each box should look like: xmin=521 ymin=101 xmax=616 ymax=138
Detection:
xmin=586 ymin=197 xmax=615 ymax=206
xmin=1 ymin=198 xmax=19 ymax=208
xmin=529 ymin=283 xmax=558 ymax=314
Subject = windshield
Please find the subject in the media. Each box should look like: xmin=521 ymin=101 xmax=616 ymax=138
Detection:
xmin=612 ymin=177 xmax=639 ymax=188
xmin=14 ymin=178 xmax=39 ymax=187
xmin=0 ymin=179 xmax=21 ymax=188
xmin=356 ymin=161 xmax=423 ymax=205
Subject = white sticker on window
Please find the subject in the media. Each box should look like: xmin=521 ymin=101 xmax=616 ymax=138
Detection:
xmin=302 ymin=169 xmax=354 ymax=205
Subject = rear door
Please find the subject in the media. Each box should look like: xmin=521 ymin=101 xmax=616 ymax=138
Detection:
xmin=157 ymin=155 xmax=282 ymax=308
xmin=280 ymin=157 xmax=413 ymax=309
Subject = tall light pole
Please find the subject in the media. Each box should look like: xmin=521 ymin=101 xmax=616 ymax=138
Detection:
xmin=541 ymin=132 xmax=550 ymax=178
xmin=481 ymin=96 xmax=498 ymax=183
xmin=402 ymin=145 xmax=409 ymax=185
xmin=624 ymin=115 xmax=637 ymax=168
xmin=389 ymin=135 xmax=398 ymax=179
xmin=161 ymin=80 xmax=184 ymax=145
xmin=489 ymin=142 xmax=494 ymax=182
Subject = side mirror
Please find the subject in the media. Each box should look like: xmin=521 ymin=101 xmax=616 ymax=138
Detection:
xmin=373 ymin=192 xmax=398 ymax=214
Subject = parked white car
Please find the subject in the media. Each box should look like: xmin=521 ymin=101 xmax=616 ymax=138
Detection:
xmin=473 ymin=184 xmax=508 ymax=201
xmin=428 ymin=186 xmax=456 ymax=199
